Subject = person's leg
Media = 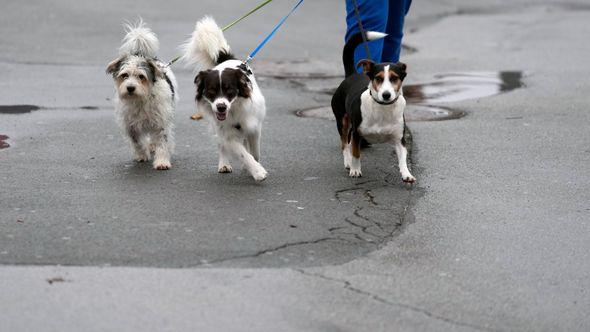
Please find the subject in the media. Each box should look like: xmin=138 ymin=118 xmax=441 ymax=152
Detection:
xmin=345 ymin=0 xmax=389 ymax=67
xmin=382 ymin=0 xmax=412 ymax=63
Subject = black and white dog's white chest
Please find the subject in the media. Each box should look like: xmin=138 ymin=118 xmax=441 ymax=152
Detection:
xmin=357 ymin=91 xmax=406 ymax=144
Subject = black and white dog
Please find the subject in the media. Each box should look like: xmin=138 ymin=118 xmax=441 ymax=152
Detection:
xmin=106 ymin=20 xmax=177 ymax=170
xmin=331 ymin=31 xmax=415 ymax=183
xmin=182 ymin=17 xmax=268 ymax=181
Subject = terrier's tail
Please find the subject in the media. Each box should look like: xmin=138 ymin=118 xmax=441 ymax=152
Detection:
xmin=343 ymin=31 xmax=387 ymax=77
xmin=119 ymin=18 xmax=159 ymax=58
xmin=181 ymin=16 xmax=234 ymax=70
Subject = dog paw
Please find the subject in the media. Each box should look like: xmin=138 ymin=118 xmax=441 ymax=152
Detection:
xmin=252 ymin=166 xmax=268 ymax=182
xmin=136 ymin=156 xmax=149 ymax=163
xmin=218 ymin=165 xmax=233 ymax=173
xmin=402 ymin=174 xmax=416 ymax=183
xmin=344 ymin=160 xmax=351 ymax=170
xmin=154 ymin=160 xmax=171 ymax=170
xmin=349 ymin=168 xmax=362 ymax=178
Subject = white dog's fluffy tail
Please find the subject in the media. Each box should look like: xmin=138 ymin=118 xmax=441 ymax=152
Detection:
xmin=119 ymin=19 xmax=159 ymax=57
xmin=181 ymin=16 xmax=232 ymax=70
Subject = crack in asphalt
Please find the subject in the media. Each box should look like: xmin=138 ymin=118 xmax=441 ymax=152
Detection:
xmin=293 ymin=269 xmax=500 ymax=332
xmin=201 ymin=237 xmax=344 ymax=267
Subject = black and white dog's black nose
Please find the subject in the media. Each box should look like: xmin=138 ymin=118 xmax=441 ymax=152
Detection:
xmin=127 ymin=86 xmax=136 ymax=93
xmin=382 ymin=91 xmax=391 ymax=100
xmin=216 ymin=104 xmax=227 ymax=113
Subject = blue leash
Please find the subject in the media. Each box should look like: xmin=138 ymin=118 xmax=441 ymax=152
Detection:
xmin=245 ymin=0 xmax=305 ymax=63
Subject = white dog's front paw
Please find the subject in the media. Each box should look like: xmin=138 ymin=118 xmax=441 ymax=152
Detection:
xmin=349 ymin=168 xmax=362 ymax=178
xmin=251 ymin=165 xmax=268 ymax=182
xmin=135 ymin=154 xmax=149 ymax=163
xmin=218 ymin=165 xmax=233 ymax=173
xmin=402 ymin=173 xmax=416 ymax=183
xmin=153 ymin=160 xmax=171 ymax=170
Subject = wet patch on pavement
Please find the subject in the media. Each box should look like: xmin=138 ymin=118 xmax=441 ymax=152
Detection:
xmin=0 ymin=135 xmax=9 ymax=149
xmin=0 ymin=105 xmax=41 ymax=114
xmin=294 ymin=71 xmax=524 ymax=121
xmin=0 ymin=105 xmax=103 ymax=114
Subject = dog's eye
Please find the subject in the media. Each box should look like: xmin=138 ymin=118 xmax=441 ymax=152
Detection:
xmin=375 ymin=77 xmax=383 ymax=83
xmin=226 ymin=90 xmax=236 ymax=99
xmin=120 ymin=73 xmax=129 ymax=79
xmin=390 ymin=77 xmax=398 ymax=82
xmin=138 ymin=74 xmax=146 ymax=80
xmin=206 ymin=90 xmax=217 ymax=98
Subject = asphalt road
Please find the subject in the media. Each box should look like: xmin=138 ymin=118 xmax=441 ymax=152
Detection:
xmin=1 ymin=0 xmax=589 ymax=331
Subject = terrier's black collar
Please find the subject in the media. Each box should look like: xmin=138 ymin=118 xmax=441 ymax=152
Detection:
xmin=370 ymin=90 xmax=398 ymax=105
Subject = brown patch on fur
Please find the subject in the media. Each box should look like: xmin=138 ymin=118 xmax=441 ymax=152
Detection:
xmin=357 ymin=59 xmax=374 ymax=74
xmin=351 ymin=131 xmax=361 ymax=159
xmin=340 ymin=114 xmax=350 ymax=150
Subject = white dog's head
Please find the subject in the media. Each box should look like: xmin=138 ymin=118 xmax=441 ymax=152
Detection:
xmin=107 ymin=55 xmax=164 ymax=101
xmin=193 ymin=67 xmax=252 ymax=121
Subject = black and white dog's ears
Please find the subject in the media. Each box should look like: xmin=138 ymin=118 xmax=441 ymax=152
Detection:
xmin=233 ymin=68 xmax=252 ymax=98
xmin=356 ymin=59 xmax=408 ymax=81
xmin=391 ymin=62 xmax=408 ymax=81
xmin=194 ymin=70 xmax=212 ymax=101
xmin=357 ymin=59 xmax=375 ymax=75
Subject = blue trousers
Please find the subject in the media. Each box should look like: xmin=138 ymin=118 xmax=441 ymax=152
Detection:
xmin=345 ymin=0 xmax=411 ymax=68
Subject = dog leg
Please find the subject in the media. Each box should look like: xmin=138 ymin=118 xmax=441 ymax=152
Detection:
xmin=246 ymin=129 xmax=262 ymax=162
xmin=152 ymin=131 xmax=172 ymax=170
xmin=127 ymin=127 xmax=150 ymax=162
xmin=394 ymin=140 xmax=415 ymax=183
xmin=218 ymin=144 xmax=233 ymax=173
xmin=226 ymin=140 xmax=267 ymax=181
xmin=349 ymin=131 xmax=362 ymax=178
xmin=343 ymin=144 xmax=352 ymax=170
xmin=341 ymin=115 xmax=352 ymax=169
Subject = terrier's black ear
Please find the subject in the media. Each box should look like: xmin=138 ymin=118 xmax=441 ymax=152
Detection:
xmin=392 ymin=62 xmax=407 ymax=81
xmin=356 ymin=59 xmax=375 ymax=77
xmin=106 ymin=56 xmax=125 ymax=76
xmin=235 ymin=69 xmax=252 ymax=98
xmin=194 ymin=70 xmax=210 ymax=101
xmin=146 ymin=59 xmax=165 ymax=82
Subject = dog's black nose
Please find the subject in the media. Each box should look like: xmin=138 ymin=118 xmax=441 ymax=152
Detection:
xmin=382 ymin=91 xmax=391 ymax=100
xmin=216 ymin=104 xmax=227 ymax=113
xmin=127 ymin=86 xmax=136 ymax=93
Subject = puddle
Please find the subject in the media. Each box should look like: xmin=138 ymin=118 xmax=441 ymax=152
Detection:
xmin=295 ymin=71 xmax=524 ymax=121
xmin=0 ymin=135 xmax=9 ymax=149
xmin=404 ymin=71 xmax=524 ymax=104
xmin=0 ymin=105 xmax=102 ymax=114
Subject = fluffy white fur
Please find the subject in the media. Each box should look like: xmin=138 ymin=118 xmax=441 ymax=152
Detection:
xmin=119 ymin=19 xmax=159 ymax=57
xmin=184 ymin=17 xmax=268 ymax=181
xmin=181 ymin=16 xmax=231 ymax=70
xmin=107 ymin=20 xmax=177 ymax=170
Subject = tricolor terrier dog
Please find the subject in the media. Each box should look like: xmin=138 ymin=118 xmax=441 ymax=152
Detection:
xmin=106 ymin=20 xmax=177 ymax=170
xmin=331 ymin=31 xmax=416 ymax=183
xmin=182 ymin=17 xmax=268 ymax=181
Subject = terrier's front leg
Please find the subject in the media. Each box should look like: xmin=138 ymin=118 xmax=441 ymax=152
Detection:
xmin=394 ymin=139 xmax=415 ymax=183
xmin=349 ymin=131 xmax=362 ymax=178
xmin=152 ymin=130 xmax=172 ymax=170
xmin=127 ymin=127 xmax=149 ymax=162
